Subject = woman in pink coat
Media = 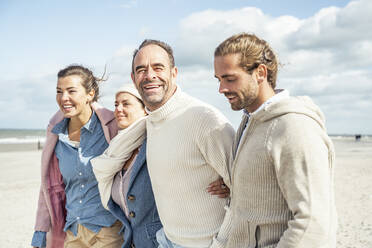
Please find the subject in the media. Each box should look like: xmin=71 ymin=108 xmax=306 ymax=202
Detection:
xmin=31 ymin=65 xmax=121 ymax=248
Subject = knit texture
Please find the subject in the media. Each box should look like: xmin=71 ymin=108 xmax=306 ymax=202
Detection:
xmin=219 ymin=96 xmax=337 ymax=248
xmin=146 ymin=88 xmax=235 ymax=247
xmin=91 ymin=117 xmax=146 ymax=210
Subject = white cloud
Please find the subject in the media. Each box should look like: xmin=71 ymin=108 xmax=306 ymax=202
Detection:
xmin=119 ymin=0 xmax=138 ymax=9
xmin=170 ymin=0 xmax=372 ymax=134
xmin=175 ymin=7 xmax=302 ymax=67
xmin=2 ymin=0 xmax=371 ymax=134
xmin=0 ymin=73 xmax=57 ymax=128
xmin=287 ymin=0 xmax=372 ymax=50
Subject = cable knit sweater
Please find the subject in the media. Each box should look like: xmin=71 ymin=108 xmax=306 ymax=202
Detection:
xmin=215 ymin=96 xmax=337 ymax=248
xmin=145 ymin=88 xmax=235 ymax=247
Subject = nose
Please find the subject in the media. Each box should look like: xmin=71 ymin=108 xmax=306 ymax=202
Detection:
xmin=144 ymin=67 xmax=156 ymax=81
xmin=116 ymin=104 xmax=123 ymax=112
xmin=60 ymin=91 xmax=69 ymax=101
xmin=218 ymin=81 xmax=228 ymax=94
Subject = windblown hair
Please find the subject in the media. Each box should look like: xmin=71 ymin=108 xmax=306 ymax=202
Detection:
xmin=57 ymin=65 xmax=106 ymax=102
xmin=215 ymin=33 xmax=279 ymax=89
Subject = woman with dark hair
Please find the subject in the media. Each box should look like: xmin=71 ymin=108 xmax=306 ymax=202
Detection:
xmin=31 ymin=65 xmax=122 ymax=248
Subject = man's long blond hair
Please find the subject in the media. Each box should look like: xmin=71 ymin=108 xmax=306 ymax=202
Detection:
xmin=215 ymin=33 xmax=279 ymax=89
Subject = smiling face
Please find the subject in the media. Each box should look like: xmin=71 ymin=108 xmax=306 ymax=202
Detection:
xmin=214 ymin=53 xmax=260 ymax=112
xmin=114 ymin=92 xmax=146 ymax=129
xmin=131 ymin=44 xmax=178 ymax=111
xmin=56 ymin=75 xmax=94 ymax=119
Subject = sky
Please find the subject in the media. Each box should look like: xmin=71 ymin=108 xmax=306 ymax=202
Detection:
xmin=0 ymin=0 xmax=371 ymax=135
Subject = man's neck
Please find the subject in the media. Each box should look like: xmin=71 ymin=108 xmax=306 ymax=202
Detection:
xmin=146 ymin=85 xmax=178 ymax=112
xmin=245 ymin=87 xmax=275 ymax=114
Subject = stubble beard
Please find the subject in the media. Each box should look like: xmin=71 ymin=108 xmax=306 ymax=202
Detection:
xmin=230 ymin=95 xmax=245 ymax=111
xmin=231 ymin=82 xmax=259 ymax=111
xmin=139 ymin=80 xmax=168 ymax=110
xmin=241 ymin=83 xmax=259 ymax=112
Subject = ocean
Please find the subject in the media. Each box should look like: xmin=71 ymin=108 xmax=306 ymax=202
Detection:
xmin=0 ymin=129 xmax=46 ymax=144
xmin=0 ymin=129 xmax=46 ymax=152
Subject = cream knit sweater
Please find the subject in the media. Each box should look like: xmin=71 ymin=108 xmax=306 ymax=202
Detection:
xmin=146 ymin=88 xmax=235 ymax=247
xmin=215 ymin=96 xmax=337 ymax=248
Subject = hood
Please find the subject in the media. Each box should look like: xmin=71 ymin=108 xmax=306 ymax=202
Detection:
xmin=254 ymin=96 xmax=327 ymax=131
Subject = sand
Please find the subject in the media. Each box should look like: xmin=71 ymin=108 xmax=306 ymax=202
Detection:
xmin=0 ymin=150 xmax=42 ymax=248
xmin=0 ymin=138 xmax=371 ymax=247
xmin=333 ymin=139 xmax=372 ymax=247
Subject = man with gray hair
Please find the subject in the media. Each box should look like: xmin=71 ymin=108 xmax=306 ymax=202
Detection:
xmin=131 ymin=39 xmax=235 ymax=248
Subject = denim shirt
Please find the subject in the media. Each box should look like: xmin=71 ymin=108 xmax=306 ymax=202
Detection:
xmin=31 ymin=112 xmax=117 ymax=247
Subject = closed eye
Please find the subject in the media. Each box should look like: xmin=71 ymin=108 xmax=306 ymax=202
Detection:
xmin=154 ymin=65 xmax=164 ymax=71
xmin=136 ymin=68 xmax=146 ymax=74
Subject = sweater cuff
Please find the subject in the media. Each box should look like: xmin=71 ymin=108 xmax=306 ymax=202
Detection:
xmin=31 ymin=231 xmax=47 ymax=247
xmin=210 ymin=205 xmax=233 ymax=248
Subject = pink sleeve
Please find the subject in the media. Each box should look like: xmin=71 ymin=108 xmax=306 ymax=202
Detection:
xmin=34 ymin=186 xmax=51 ymax=232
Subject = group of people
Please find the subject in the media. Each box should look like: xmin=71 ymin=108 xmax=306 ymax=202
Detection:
xmin=31 ymin=33 xmax=337 ymax=248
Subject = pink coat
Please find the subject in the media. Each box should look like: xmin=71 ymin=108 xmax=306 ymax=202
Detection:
xmin=33 ymin=103 xmax=118 ymax=248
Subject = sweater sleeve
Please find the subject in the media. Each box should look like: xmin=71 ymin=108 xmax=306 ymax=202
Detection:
xmin=209 ymin=205 xmax=233 ymax=248
xmin=198 ymin=115 xmax=235 ymax=248
xmin=269 ymin=115 xmax=336 ymax=247
xmin=197 ymin=117 xmax=235 ymax=188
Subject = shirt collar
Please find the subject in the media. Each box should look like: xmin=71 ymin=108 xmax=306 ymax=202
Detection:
xmin=83 ymin=111 xmax=97 ymax=133
xmin=51 ymin=118 xmax=68 ymax=134
xmin=51 ymin=111 xmax=97 ymax=134
xmin=244 ymin=89 xmax=290 ymax=117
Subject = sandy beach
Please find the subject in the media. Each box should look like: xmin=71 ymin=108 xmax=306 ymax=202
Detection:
xmin=0 ymin=138 xmax=371 ymax=247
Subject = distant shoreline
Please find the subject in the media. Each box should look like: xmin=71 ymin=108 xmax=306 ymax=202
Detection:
xmin=1 ymin=136 xmax=372 ymax=153
xmin=0 ymin=142 xmax=44 ymax=153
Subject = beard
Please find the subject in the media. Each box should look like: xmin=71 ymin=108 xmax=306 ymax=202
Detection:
xmin=224 ymin=93 xmax=245 ymax=111
xmin=140 ymin=80 xmax=166 ymax=103
xmin=226 ymin=82 xmax=259 ymax=111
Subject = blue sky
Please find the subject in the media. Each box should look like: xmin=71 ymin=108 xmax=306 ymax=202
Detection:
xmin=1 ymin=0 xmax=371 ymax=134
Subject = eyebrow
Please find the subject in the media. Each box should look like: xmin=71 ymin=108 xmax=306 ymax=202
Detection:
xmin=214 ymin=73 xmax=236 ymax=79
xmin=135 ymin=65 xmax=146 ymax=72
xmin=152 ymin=63 xmax=165 ymax=67
xmin=56 ymin=86 xmax=77 ymax=90
xmin=135 ymin=63 xmax=165 ymax=72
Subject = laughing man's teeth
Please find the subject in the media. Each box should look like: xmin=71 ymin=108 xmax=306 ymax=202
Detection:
xmin=144 ymin=85 xmax=160 ymax=89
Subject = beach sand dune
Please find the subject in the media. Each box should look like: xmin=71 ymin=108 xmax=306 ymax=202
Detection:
xmin=0 ymin=139 xmax=371 ymax=247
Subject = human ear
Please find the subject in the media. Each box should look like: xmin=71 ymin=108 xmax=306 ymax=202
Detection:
xmin=256 ymin=64 xmax=267 ymax=83
xmin=171 ymin=66 xmax=178 ymax=79
xmin=87 ymin=89 xmax=95 ymax=103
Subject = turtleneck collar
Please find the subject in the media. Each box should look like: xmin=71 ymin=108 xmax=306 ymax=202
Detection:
xmin=146 ymin=87 xmax=185 ymax=123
